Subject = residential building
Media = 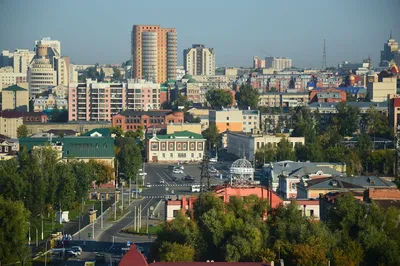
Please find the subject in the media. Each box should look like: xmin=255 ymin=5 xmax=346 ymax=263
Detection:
xmin=146 ymin=131 xmax=206 ymax=163
xmin=366 ymin=76 xmax=397 ymax=102
xmin=33 ymin=94 xmax=68 ymax=112
xmin=253 ymin=56 xmax=266 ymax=69
xmin=166 ymin=123 xmax=201 ymax=135
xmin=283 ymin=199 xmax=320 ymax=220
xmin=0 ymin=49 xmax=35 ymax=74
xmin=24 ymin=121 xmax=110 ymax=135
xmin=0 ymin=67 xmax=27 ymax=91
xmin=126 ymin=79 xmax=160 ymax=111
xmin=35 ymin=37 xmax=61 ymax=56
xmin=209 ymin=109 xmax=260 ymax=134
xmin=309 ymin=88 xmax=346 ymax=103
xmin=307 ymin=102 xmax=388 ymax=119
xmin=0 ymin=134 xmax=18 ymax=160
xmin=51 ymin=85 xmax=68 ymax=99
xmin=176 ymin=65 xmax=185 ymax=80
xmin=68 ymin=80 xmax=126 ymax=122
xmin=131 ymin=25 xmax=177 ymax=83
xmin=262 ymin=161 xmax=345 ymax=193
xmin=259 ymin=92 xmax=309 ymax=108
xmin=184 ymin=44 xmax=215 ymax=76
xmin=81 ymin=128 xmax=113 ymax=137
xmin=1 ymin=84 xmax=29 ymax=111
xmin=297 ymin=176 xmax=397 ymax=199
xmin=165 ymin=186 xmax=283 ymax=221
xmin=265 ymin=57 xmax=292 ymax=71
xmin=19 ymin=136 xmax=115 ymax=170
xmin=388 ymin=94 xmax=400 ymax=133
xmin=227 ymin=132 xmax=305 ymax=162
xmin=0 ymin=111 xmax=47 ymax=138
xmin=112 ymin=110 xmax=184 ymax=131
xmin=260 ymin=113 xmax=292 ymax=133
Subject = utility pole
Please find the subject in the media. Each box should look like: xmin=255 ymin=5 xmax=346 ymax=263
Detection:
xmin=101 ymin=196 xmax=103 ymax=229
xmin=129 ymin=177 xmax=131 ymax=205
xmin=92 ymin=203 xmax=95 ymax=240
xmin=121 ymin=183 xmax=124 ymax=214
xmin=36 ymin=228 xmax=38 ymax=247
xmin=139 ymin=204 xmax=142 ymax=230
xmin=200 ymin=153 xmax=211 ymax=191
xmin=136 ymin=174 xmax=139 ymax=199
xmin=146 ymin=208 xmax=149 ymax=234
xmin=114 ymin=190 xmax=117 ymax=220
xmin=134 ymin=206 xmax=137 ymax=232
xmin=41 ymin=217 xmax=44 ymax=240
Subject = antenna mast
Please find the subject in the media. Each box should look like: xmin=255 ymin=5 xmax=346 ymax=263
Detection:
xmin=321 ymin=39 xmax=327 ymax=70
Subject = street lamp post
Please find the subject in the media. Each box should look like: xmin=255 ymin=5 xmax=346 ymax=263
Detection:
xmin=101 ymin=195 xmax=104 ymax=229
xmin=27 ymin=222 xmax=31 ymax=246
xmin=41 ymin=216 xmax=44 ymax=241
xmin=44 ymin=239 xmax=50 ymax=266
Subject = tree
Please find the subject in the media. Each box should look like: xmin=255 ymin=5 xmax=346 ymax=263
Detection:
xmin=255 ymin=144 xmax=275 ymax=166
xmin=110 ymin=126 xmax=123 ymax=137
xmin=0 ymin=159 xmax=25 ymax=201
xmin=55 ymin=163 xmax=76 ymax=210
xmin=0 ymin=197 xmax=30 ymax=265
xmin=173 ymin=95 xmax=190 ymax=110
xmin=119 ymin=143 xmax=142 ymax=184
xmin=235 ymin=84 xmax=259 ymax=109
xmin=158 ymin=242 xmax=195 ymax=262
xmin=186 ymin=113 xmax=201 ymax=123
xmin=291 ymin=238 xmax=328 ymax=266
xmin=17 ymin=124 xmax=28 ymax=138
xmin=112 ymin=67 xmax=121 ymax=80
xmin=72 ymin=161 xmax=93 ymax=203
xmin=206 ymin=89 xmax=233 ymax=109
xmin=275 ymin=138 xmax=296 ymax=161
xmin=202 ymin=124 xmax=220 ymax=150
xmin=89 ymin=160 xmax=114 ymax=185
xmin=336 ymin=102 xmax=360 ymax=137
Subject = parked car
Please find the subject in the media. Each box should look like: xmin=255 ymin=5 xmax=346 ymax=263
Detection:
xmin=71 ymin=246 xmax=82 ymax=254
xmin=209 ymin=157 xmax=217 ymax=163
xmin=174 ymin=165 xmax=184 ymax=170
xmin=173 ymin=169 xmax=183 ymax=174
xmin=145 ymin=183 xmax=152 ymax=188
xmin=184 ymin=175 xmax=195 ymax=182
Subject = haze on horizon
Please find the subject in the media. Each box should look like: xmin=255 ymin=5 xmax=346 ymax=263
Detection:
xmin=0 ymin=0 xmax=399 ymax=69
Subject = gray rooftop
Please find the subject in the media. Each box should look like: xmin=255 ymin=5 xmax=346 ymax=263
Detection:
xmin=264 ymin=161 xmax=345 ymax=178
xmin=308 ymin=101 xmax=388 ymax=109
xmin=305 ymin=176 xmax=397 ymax=190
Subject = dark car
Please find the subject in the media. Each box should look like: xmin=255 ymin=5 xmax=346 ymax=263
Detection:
xmin=184 ymin=175 xmax=195 ymax=182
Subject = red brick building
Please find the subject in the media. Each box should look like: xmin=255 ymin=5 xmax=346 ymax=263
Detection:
xmin=112 ymin=110 xmax=184 ymax=131
xmin=309 ymin=88 xmax=346 ymax=103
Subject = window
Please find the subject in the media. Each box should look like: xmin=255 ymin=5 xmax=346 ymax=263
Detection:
xmin=226 ymin=123 xmax=230 ymax=126
xmin=191 ymin=153 xmax=194 ymax=158
xmin=161 ymin=143 xmax=166 ymax=150
xmin=177 ymin=143 xmax=181 ymax=149
xmin=151 ymin=143 xmax=158 ymax=150
xmin=4 ymin=146 xmax=8 ymax=152
xmin=162 ymin=153 xmax=165 ymax=158
xmin=227 ymin=117 xmax=229 ymax=120
xmin=169 ymin=143 xmax=174 ymax=150
xmin=170 ymin=153 xmax=173 ymax=158
xmin=190 ymin=143 xmax=195 ymax=150
xmin=183 ymin=143 xmax=187 ymax=150
xmin=197 ymin=143 xmax=203 ymax=150
xmin=178 ymin=153 xmax=186 ymax=158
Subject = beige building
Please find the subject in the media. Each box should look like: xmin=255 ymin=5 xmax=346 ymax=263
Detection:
xmin=2 ymin=84 xmax=29 ymax=111
xmin=146 ymin=131 xmax=206 ymax=163
xmin=166 ymin=123 xmax=202 ymax=135
xmin=24 ymin=121 xmax=111 ymax=135
xmin=265 ymin=57 xmax=292 ymax=71
xmin=184 ymin=44 xmax=215 ymax=76
xmin=0 ymin=49 xmax=35 ymax=74
xmin=126 ymin=79 xmax=161 ymax=111
xmin=28 ymin=57 xmax=57 ymax=97
xmin=131 ymin=25 xmax=177 ymax=83
xmin=259 ymin=92 xmax=309 ymax=108
xmin=0 ymin=67 xmax=27 ymax=91
xmin=227 ymin=131 xmax=305 ymax=161
xmin=209 ymin=109 xmax=260 ymax=134
xmin=366 ymin=77 xmax=397 ymax=102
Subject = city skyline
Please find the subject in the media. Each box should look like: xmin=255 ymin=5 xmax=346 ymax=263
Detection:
xmin=1 ymin=0 xmax=399 ymax=68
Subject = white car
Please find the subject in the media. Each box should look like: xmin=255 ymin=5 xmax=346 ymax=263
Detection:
xmin=209 ymin=157 xmax=217 ymax=162
xmin=173 ymin=169 xmax=183 ymax=174
xmin=159 ymin=179 xmax=165 ymax=184
xmin=71 ymin=246 xmax=82 ymax=253
xmin=145 ymin=183 xmax=152 ymax=188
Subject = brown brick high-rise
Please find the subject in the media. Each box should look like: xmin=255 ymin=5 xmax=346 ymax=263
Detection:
xmin=131 ymin=25 xmax=177 ymax=83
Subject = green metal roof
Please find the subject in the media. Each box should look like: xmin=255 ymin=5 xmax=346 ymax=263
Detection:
xmin=187 ymin=78 xmax=197 ymax=83
xmin=19 ymin=136 xmax=115 ymax=158
xmin=154 ymin=130 xmax=205 ymax=140
xmin=3 ymin=84 xmax=27 ymax=91
xmin=182 ymin=74 xmax=192 ymax=79
xmin=82 ymin=128 xmax=112 ymax=137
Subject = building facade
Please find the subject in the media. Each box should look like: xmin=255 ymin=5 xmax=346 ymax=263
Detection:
xmin=131 ymin=25 xmax=177 ymax=83
xmin=112 ymin=110 xmax=184 ymax=131
xmin=146 ymin=131 xmax=206 ymax=163
xmin=184 ymin=44 xmax=215 ymax=76
xmin=0 ymin=111 xmax=48 ymax=138
xmin=259 ymin=92 xmax=309 ymax=108
xmin=388 ymin=94 xmax=400 ymax=134
xmin=380 ymin=33 xmax=400 ymax=66
xmin=2 ymin=84 xmax=29 ymax=111
xmin=0 ymin=67 xmax=27 ymax=91
xmin=227 ymin=132 xmax=304 ymax=161
xmin=265 ymin=57 xmax=292 ymax=71
xmin=126 ymin=79 xmax=160 ymax=111
xmin=68 ymin=80 xmax=126 ymax=122
xmin=33 ymin=94 xmax=68 ymax=112
xmin=0 ymin=49 xmax=35 ymax=74
xmin=366 ymin=77 xmax=397 ymax=102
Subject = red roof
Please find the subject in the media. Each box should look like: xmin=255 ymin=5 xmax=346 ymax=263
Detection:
xmin=119 ymin=245 xmax=148 ymax=266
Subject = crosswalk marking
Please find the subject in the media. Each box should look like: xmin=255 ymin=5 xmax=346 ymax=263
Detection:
xmin=147 ymin=183 xmax=201 ymax=187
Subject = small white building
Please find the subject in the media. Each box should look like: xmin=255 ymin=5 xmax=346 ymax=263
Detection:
xmin=33 ymin=94 xmax=67 ymax=112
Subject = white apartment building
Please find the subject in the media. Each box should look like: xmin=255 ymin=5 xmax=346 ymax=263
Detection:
xmin=184 ymin=44 xmax=215 ymax=76
xmin=126 ymin=79 xmax=160 ymax=111
xmin=28 ymin=58 xmax=57 ymax=97
xmin=35 ymin=37 xmax=61 ymax=56
xmin=265 ymin=57 xmax=292 ymax=71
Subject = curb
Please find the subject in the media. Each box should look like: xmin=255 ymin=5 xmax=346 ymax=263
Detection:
xmin=72 ymin=206 xmax=110 ymax=237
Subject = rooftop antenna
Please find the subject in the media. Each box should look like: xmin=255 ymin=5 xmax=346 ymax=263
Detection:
xmin=321 ymin=39 xmax=327 ymax=70
xmin=390 ymin=29 xmax=392 ymax=39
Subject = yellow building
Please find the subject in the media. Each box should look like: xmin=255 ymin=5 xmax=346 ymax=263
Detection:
xmin=2 ymin=84 xmax=29 ymax=111
xmin=367 ymin=77 xmax=396 ymax=102
xmin=209 ymin=109 xmax=260 ymax=134
xmin=166 ymin=123 xmax=202 ymax=135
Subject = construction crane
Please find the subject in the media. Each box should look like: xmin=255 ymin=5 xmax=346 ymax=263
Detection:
xmin=259 ymin=50 xmax=272 ymax=57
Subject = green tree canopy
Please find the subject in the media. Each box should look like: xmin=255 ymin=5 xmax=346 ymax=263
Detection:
xmin=118 ymin=143 xmax=142 ymax=183
xmin=202 ymin=124 xmax=221 ymax=150
xmin=335 ymin=102 xmax=360 ymax=137
xmin=112 ymin=67 xmax=121 ymax=80
xmin=17 ymin=124 xmax=28 ymax=138
xmin=206 ymin=88 xmax=233 ymax=109
xmin=235 ymin=84 xmax=259 ymax=109
xmin=275 ymin=138 xmax=296 ymax=161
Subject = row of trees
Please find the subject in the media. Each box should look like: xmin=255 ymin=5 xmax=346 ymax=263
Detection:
xmin=149 ymin=192 xmax=400 ymax=265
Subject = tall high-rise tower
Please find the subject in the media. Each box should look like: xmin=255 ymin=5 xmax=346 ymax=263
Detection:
xmin=131 ymin=25 xmax=177 ymax=83
xmin=183 ymin=44 xmax=215 ymax=76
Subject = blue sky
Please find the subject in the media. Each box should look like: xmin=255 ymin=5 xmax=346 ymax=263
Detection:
xmin=0 ymin=0 xmax=399 ymax=68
